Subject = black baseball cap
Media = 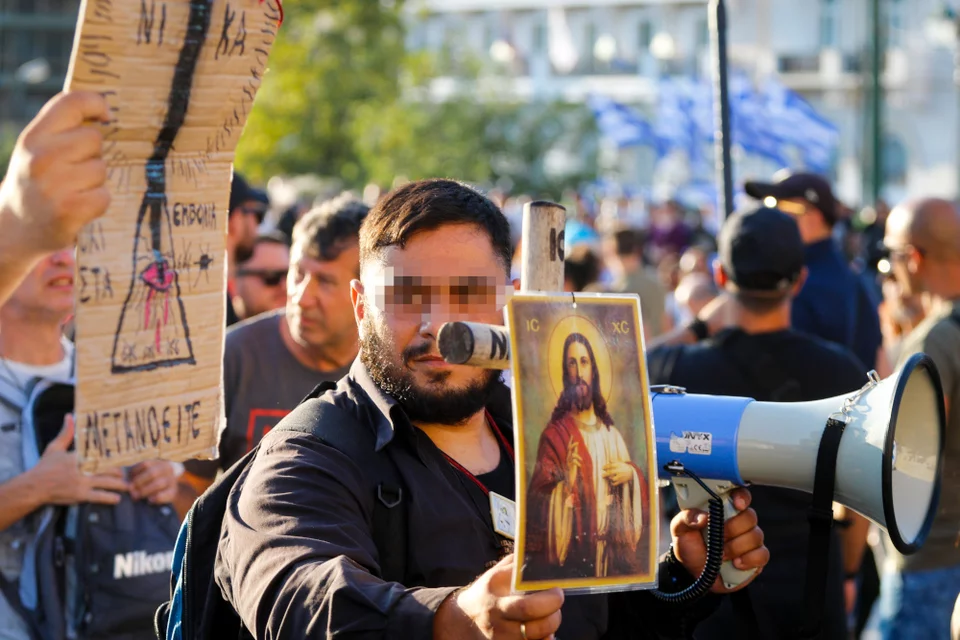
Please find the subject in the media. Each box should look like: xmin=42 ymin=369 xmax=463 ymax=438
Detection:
xmin=743 ymin=171 xmax=838 ymax=225
xmin=229 ymin=172 xmax=270 ymax=214
xmin=718 ymin=206 xmax=805 ymax=294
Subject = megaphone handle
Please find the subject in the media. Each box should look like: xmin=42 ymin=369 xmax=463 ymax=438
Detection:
xmin=672 ymin=477 xmax=759 ymax=590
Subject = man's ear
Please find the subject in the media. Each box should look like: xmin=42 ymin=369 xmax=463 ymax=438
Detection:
xmin=907 ymin=246 xmax=924 ymax=275
xmin=713 ymin=262 xmax=728 ymax=289
xmin=512 ymin=278 xmax=521 ymax=291
xmin=792 ymin=266 xmax=809 ymax=297
xmin=350 ymin=279 xmax=365 ymax=331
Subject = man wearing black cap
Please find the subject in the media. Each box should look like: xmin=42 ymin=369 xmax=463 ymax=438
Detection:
xmin=646 ymin=206 xmax=870 ymax=639
xmin=743 ymin=171 xmax=884 ymax=376
xmin=226 ymin=172 xmax=270 ymax=325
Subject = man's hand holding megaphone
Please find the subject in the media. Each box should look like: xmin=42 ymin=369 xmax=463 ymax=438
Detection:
xmin=671 ymin=487 xmax=768 ymax=593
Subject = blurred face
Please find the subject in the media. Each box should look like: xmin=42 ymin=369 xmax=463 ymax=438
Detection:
xmin=4 ymin=249 xmax=75 ymax=320
xmin=286 ymin=239 xmax=360 ymax=352
xmin=679 ymin=248 xmax=708 ymax=276
xmin=229 ymin=200 xmax=266 ymax=262
xmin=352 ymin=224 xmax=509 ymax=425
xmin=883 ymin=219 xmax=923 ymax=297
xmin=235 ymin=242 xmax=290 ymax=318
xmin=776 ymin=198 xmax=827 ymax=244
xmin=657 ymin=255 xmax=680 ymax=290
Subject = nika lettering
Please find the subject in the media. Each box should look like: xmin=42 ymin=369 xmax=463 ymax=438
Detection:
xmin=172 ymin=202 xmax=217 ymax=229
xmin=113 ymin=550 xmax=174 ymax=579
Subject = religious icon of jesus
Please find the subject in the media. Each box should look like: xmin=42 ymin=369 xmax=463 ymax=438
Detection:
xmin=526 ymin=331 xmax=647 ymax=580
xmin=507 ymin=293 xmax=658 ymax=593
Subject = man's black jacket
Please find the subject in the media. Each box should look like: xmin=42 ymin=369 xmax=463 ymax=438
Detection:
xmin=214 ymin=359 xmax=720 ymax=639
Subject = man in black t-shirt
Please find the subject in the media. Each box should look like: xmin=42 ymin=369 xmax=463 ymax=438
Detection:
xmin=647 ymin=206 xmax=869 ymax=640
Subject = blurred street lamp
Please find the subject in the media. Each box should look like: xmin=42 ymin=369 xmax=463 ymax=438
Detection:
xmin=490 ymin=39 xmax=516 ymax=66
xmin=15 ymin=58 xmax=51 ymax=85
xmin=649 ymin=32 xmax=677 ymax=62
xmin=593 ymin=34 xmax=617 ymax=65
xmin=7 ymin=58 xmax=50 ymax=123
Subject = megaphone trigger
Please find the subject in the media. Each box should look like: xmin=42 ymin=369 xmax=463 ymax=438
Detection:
xmin=668 ymin=469 xmax=760 ymax=590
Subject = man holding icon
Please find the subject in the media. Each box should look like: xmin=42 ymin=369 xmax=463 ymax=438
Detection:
xmin=214 ymin=179 xmax=770 ymax=639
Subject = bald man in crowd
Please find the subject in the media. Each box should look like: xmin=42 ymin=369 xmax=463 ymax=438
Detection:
xmin=879 ymin=197 xmax=960 ymax=639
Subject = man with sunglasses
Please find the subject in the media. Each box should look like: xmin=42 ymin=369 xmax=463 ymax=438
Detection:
xmin=744 ymin=172 xmax=884 ymax=375
xmin=233 ymin=230 xmax=291 ymax=321
xmin=176 ymin=195 xmax=366 ymax=515
xmin=226 ymin=172 xmax=270 ymax=326
xmin=877 ymin=197 xmax=960 ymax=639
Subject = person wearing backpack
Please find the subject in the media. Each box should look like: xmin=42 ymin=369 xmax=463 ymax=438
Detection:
xmin=646 ymin=206 xmax=870 ymax=639
xmin=167 ymin=180 xmax=770 ymax=640
xmin=0 ymin=249 xmax=181 ymax=640
xmin=876 ymin=198 xmax=960 ymax=639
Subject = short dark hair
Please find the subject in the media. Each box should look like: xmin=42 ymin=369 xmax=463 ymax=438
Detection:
xmin=564 ymin=246 xmax=600 ymax=292
xmin=292 ymin=193 xmax=369 ymax=262
xmin=359 ymin=179 xmax=512 ymax=275
xmin=612 ymin=228 xmax=644 ymax=258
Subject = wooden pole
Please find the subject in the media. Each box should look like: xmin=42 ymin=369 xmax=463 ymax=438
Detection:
xmin=437 ymin=200 xmax=566 ymax=367
xmin=520 ymin=201 xmax=566 ymax=293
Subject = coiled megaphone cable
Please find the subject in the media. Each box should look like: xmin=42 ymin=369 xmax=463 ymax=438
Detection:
xmin=650 ymin=461 xmax=725 ymax=604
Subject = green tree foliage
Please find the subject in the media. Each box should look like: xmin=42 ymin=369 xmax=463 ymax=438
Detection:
xmin=236 ymin=2 xmax=599 ymax=198
xmin=235 ymin=0 xmax=406 ymax=185
xmin=0 ymin=125 xmax=18 ymax=175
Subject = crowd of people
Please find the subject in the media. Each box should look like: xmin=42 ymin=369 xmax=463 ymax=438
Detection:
xmin=0 ymin=90 xmax=958 ymax=640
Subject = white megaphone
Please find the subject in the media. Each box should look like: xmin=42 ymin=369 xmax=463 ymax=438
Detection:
xmin=653 ymin=352 xmax=946 ymax=590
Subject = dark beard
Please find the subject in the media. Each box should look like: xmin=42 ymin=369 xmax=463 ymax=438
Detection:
xmin=560 ymin=379 xmax=592 ymax=412
xmin=360 ymin=318 xmax=501 ymax=425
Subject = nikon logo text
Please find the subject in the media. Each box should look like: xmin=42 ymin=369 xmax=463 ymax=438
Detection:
xmin=113 ymin=550 xmax=174 ymax=579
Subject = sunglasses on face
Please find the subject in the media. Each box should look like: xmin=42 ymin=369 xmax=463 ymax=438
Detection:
xmin=236 ymin=268 xmax=286 ymax=287
xmin=241 ymin=205 xmax=267 ymax=224
xmin=880 ymin=244 xmax=926 ymax=262
xmin=771 ymin=199 xmax=810 ymax=216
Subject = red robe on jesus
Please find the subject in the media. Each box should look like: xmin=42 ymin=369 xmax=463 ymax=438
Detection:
xmin=525 ymin=412 xmax=649 ymax=581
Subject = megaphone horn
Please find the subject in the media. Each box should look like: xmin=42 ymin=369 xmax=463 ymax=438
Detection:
xmin=654 ymin=352 xmax=946 ymax=565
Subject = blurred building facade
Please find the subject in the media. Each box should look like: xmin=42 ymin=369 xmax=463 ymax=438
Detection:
xmin=0 ymin=0 xmax=80 ymax=126
xmin=406 ymin=0 xmax=960 ymax=204
xmin=2 ymin=0 xmax=960 ymax=205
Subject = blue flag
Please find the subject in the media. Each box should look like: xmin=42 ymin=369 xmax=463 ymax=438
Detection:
xmin=586 ymin=94 xmax=658 ymax=150
xmin=761 ymin=79 xmax=839 ymax=173
xmin=728 ymin=74 xmax=791 ymax=167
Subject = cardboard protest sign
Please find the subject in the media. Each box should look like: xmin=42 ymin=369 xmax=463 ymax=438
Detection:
xmin=64 ymin=0 xmax=281 ymax=472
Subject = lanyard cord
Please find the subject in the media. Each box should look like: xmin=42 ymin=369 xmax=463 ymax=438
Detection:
xmin=440 ymin=410 xmax=514 ymax=496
